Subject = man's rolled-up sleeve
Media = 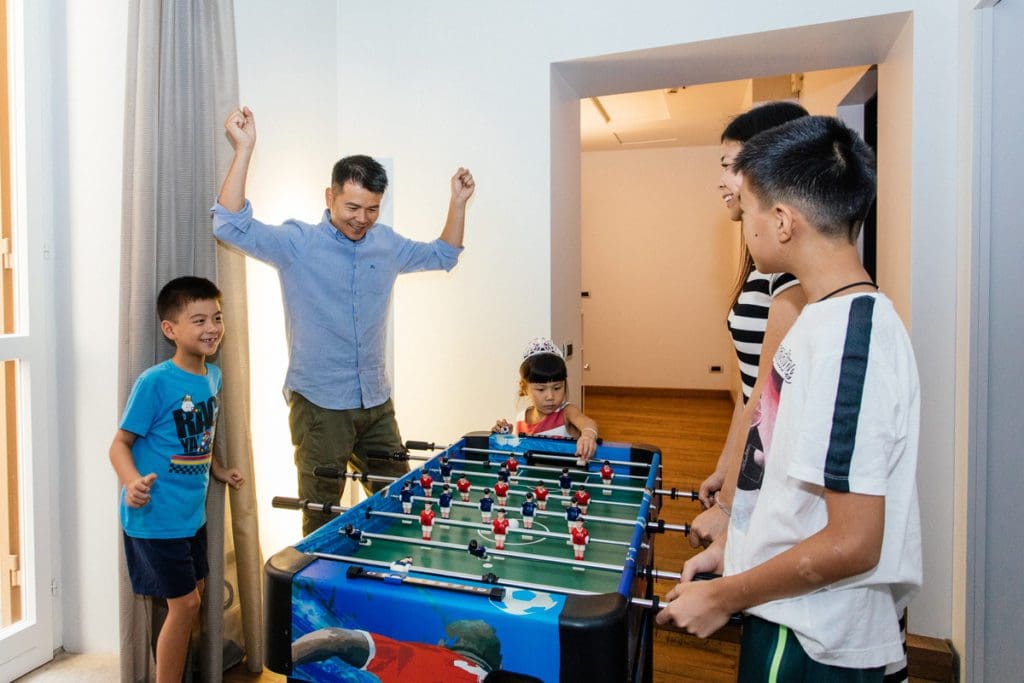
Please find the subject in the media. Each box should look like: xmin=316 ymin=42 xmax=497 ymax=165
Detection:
xmin=396 ymin=236 xmax=463 ymax=274
xmin=211 ymin=200 xmax=301 ymax=268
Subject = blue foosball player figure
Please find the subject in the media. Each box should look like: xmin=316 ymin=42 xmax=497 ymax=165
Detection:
xmin=468 ymin=539 xmax=488 ymax=560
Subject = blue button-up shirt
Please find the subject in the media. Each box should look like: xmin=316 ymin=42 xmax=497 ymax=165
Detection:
xmin=212 ymin=200 xmax=462 ymax=410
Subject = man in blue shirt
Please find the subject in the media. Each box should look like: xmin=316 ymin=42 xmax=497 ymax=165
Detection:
xmin=215 ymin=106 xmax=475 ymax=535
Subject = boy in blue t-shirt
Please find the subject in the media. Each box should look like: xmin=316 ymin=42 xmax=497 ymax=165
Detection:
xmin=109 ymin=276 xmax=244 ymax=683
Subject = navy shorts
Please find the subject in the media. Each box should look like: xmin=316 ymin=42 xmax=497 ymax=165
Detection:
xmin=123 ymin=524 xmax=208 ymax=599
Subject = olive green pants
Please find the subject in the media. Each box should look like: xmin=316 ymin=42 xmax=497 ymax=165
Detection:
xmin=289 ymin=393 xmax=408 ymax=536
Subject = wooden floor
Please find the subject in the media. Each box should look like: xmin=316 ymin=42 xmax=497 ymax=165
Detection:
xmin=224 ymin=392 xmax=942 ymax=682
xmin=586 ymin=391 xmax=740 ymax=683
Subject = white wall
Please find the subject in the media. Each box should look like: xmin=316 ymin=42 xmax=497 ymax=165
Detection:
xmin=233 ymin=0 xmax=340 ymax=572
xmin=801 ymin=66 xmax=873 ymax=116
xmin=330 ymin=1 xmax=963 ymax=642
xmin=579 ymin=67 xmax=873 ymax=393
xmin=581 ymin=146 xmax=737 ymax=390
xmin=51 ymin=0 xmax=977 ymax=656
xmin=55 ymin=0 xmax=128 ymax=653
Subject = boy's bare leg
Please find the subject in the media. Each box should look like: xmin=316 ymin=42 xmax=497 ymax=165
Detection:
xmin=156 ymin=588 xmax=201 ymax=683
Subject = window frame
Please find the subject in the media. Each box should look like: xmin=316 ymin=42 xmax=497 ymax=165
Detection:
xmin=0 ymin=0 xmax=59 ymax=678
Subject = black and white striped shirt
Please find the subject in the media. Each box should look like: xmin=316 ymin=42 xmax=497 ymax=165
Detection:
xmin=726 ymin=270 xmax=800 ymax=402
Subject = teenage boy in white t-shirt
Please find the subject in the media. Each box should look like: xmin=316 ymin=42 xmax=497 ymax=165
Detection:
xmin=656 ymin=116 xmax=921 ymax=681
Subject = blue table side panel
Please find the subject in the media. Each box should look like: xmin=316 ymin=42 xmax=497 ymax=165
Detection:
xmin=290 ymin=558 xmax=564 ymax=681
xmin=618 ymin=452 xmax=661 ymax=596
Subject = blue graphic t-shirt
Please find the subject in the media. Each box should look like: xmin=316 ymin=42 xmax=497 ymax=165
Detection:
xmin=119 ymin=360 xmax=221 ymax=539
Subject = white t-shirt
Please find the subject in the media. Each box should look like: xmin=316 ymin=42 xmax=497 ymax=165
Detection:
xmin=725 ymin=292 xmax=922 ymax=669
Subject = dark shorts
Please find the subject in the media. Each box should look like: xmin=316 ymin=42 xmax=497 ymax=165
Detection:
xmin=738 ymin=614 xmax=884 ymax=682
xmin=123 ymin=524 xmax=208 ymax=599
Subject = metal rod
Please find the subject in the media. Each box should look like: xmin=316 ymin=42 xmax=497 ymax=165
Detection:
xmin=360 ymin=531 xmax=625 ymax=573
xmin=309 ymin=551 xmax=600 ymax=597
xmin=431 ymin=456 xmax=651 ymax=483
xmin=438 ymin=463 xmax=653 ymax=494
xmin=461 ymin=446 xmax=657 ymax=471
xmin=367 ymin=508 xmax=631 ymax=548
xmin=394 ymin=494 xmax=650 ymax=529
xmin=273 ymin=495 xmax=682 ymax=536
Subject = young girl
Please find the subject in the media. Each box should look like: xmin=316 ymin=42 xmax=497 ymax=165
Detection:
xmin=493 ymin=337 xmax=599 ymax=463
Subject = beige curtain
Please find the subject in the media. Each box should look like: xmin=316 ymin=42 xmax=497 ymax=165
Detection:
xmin=118 ymin=1 xmax=263 ymax=680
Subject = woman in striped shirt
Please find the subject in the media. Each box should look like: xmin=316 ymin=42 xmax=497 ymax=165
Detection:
xmin=690 ymin=102 xmax=809 ymax=544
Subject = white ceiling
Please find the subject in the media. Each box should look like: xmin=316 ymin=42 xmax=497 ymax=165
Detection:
xmin=581 ymin=78 xmax=755 ymax=151
xmin=570 ymin=12 xmax=907 ymax=152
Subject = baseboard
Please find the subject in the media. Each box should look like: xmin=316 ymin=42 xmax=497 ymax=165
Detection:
xmin=906 ymin=634 xmax=958 ymax=682
xmin=584 ymin=385 xmax=732 ymax=400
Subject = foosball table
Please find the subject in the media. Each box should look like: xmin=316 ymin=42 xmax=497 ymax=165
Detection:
xmin=265 ymin=431 xmax=698 ymax=682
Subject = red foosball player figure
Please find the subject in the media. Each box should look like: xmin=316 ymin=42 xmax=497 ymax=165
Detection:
xmin=492 ymin=508 xmax=510 ymax=550
xmin=505 ymin=455 xmax=519 ymax=482
xmin=573 ymin=484 xmax=591 ymax=515
xmin=571 ymin=519 xmax=589 ymax=560
xmin=456 ymin=474 xmax=472 ymax=502
xmin=419 ymin=469 xmax=434 ymax=498
xmin=521 ymin=492 xmax=537 ymax=529
xmin=438 ymin=484 xmax=453 ymax=519
xmin=420 ymin=501 xmax=436 ymax=540
xmin=600 ymin=460 xmax=614 ymax=488
xmin=479 ymin=488 xmax=494 ymax=524
xmin=494 ymin=479 xmax=509 ymax=507
xmin=534 ymin=481 xmax=549 ymax=510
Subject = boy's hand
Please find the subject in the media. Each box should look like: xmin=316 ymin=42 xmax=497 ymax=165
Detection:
xmin=689 ymin=504 xmax=729 ymax=548
xmin=450 ymin=167 xmax=475 ymax=205
xmin=224 ymin=106 xmax=256 ymax=152
xmin=125 ymin=473 xmax=157 ymax=508
xmin=213 ymin=466 xmax=245 ymax=490
xmin=655 ymin=576 xmax=732 ymax=637
xmin=698 ymin=469 xmax=725 ymax=508
xmin=656 ymin=543 xmax=730 ymax=636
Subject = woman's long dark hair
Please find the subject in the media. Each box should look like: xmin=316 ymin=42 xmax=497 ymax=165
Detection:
xmin=722 ymin=101 xmax=809 ymax=313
